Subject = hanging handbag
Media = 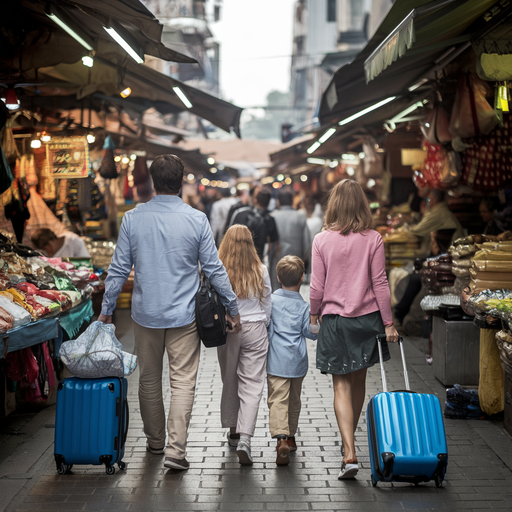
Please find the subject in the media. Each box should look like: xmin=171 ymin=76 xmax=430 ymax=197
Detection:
xmin=362 ymin=136 xmax=384 ymax=178
xmin=195 ymin=272 xmax=227 ymax=348
xmin=420 ymin=105 xmax=452 ymax=145
xmin=449 ymin=73 xmax=498 ymax=138
xmin=98 ymin=136 xmax=118 ymax=180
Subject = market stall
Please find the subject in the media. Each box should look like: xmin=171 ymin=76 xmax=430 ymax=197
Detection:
xmin=0 ymin=234 xmax=101 ymax=416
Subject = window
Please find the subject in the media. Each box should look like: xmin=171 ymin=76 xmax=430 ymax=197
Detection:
xmin=327 ymin=0 xmax=336 ymax=22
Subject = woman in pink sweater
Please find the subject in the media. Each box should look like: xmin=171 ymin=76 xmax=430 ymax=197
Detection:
xmin=310 ymin=179 xmax=399 ymax=480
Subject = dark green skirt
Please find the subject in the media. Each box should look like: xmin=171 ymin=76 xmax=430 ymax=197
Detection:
xmin=316 ymin=312 xmax=390 ymax=375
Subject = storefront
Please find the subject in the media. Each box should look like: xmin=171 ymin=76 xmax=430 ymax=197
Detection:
xmin=269 ymin=0 xmax=512 ymax=427
xmin=0 ymin=0 xmax=245 ymax=417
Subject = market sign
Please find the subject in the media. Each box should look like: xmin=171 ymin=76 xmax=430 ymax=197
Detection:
xmin=47 ymin=136 xmax=90 ymax=178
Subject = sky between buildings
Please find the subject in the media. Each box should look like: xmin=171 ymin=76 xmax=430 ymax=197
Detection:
xmin=211 ymin=0 xmax=297 ymax=109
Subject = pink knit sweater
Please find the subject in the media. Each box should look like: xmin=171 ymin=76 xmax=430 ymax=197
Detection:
xmin=310 ymin=229 xmax=392 ymax=325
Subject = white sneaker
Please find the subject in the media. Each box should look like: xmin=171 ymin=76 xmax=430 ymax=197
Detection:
xmin=226 ymin=432 xmax=240 ymax=448
xmin=236 ymin=441 xmax=253 ymax=466
xmin=338 ymin=460 xmax=359 ymax=479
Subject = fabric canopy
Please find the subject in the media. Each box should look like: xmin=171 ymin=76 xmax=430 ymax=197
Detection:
xmin=0 ymin=0 xmax=196 ymax=72
xmin=22 ymin=54 xmax=242 ymax=136
xmin=318 ymin=0 xmax=500 ymax=127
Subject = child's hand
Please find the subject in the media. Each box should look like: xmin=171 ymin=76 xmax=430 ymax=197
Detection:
xmin=310 ymin=314 xmax=321 ymax=326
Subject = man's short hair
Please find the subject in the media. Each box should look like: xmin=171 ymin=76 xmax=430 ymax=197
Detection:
xmin=149 ymin=154 xmax=184 ymax=194
xmin=31 ymin=228 xmax=57 ymax=249
xmin=256 ymin=189 xmax=271 ymax=209
xmin=276 ymin=255 xmax=305 ymax=287
xmin=278 ymin=190 xmax=293 ymax=207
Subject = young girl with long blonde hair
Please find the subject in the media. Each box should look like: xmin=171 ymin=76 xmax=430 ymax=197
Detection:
xmin=217 ymin=224 xmax=272 ymax=465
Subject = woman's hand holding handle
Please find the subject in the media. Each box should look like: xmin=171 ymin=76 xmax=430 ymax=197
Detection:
xmin=384 ymin=323 xmax=399 ymax=343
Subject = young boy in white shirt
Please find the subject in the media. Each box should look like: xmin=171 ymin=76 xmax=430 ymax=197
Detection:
xmin=267 ymin=255 xmax=319 ymax=465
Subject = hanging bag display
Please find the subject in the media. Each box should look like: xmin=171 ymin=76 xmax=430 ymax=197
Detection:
xmin=449 ymin=73 xmax=499 ymax=138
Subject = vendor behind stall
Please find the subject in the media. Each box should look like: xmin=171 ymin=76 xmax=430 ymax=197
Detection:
xmin=479 ymin=198 xmax=503 ymax=236
xmin=409 ymin=188 xmax=464 ymax=257
xmin=394 ymin=228 xmax=455 ymax=330
xmin=31 ymin=228 xmax=90 ymax=258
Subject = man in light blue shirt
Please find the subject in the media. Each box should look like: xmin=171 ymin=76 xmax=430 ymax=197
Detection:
xmin=99 ymin=154 xmax=239 ymax=471
xmin=266 ymin=255 xmax=318 ymax=466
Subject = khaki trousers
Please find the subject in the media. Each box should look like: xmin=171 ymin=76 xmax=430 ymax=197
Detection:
xmin=217 ymin=321 xmax=268 ymax=436
xmin=133 ymin=320 xmax=200 ymax=459
xmin=267 ymin=374 xmax=305 ymax=438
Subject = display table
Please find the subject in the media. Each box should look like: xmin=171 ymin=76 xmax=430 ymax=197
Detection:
xmin=0 ymin=318 xmax=59 ymax=357
xmin=0 ymin=299 xmax=94 ymax=359
xmin=432 ymin=315 xmax=480 ymax=386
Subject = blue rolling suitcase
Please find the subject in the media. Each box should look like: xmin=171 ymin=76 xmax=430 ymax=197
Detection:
xmin=367 ymin=335 xmax=448 ymax=487
xmin=54 ymin=377 xmax=129 ymax=475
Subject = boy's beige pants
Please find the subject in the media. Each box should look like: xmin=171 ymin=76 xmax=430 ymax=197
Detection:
xmin=267 ymin=374 xmax=305 ymax=438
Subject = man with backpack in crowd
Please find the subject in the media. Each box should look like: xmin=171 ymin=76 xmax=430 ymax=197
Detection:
xmin=226 ymin=187 xmax=279 ymax=261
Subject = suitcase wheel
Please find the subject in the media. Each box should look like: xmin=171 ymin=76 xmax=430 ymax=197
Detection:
xmin=434 ymin=474 xmax=442 ymax=488
xmin=371 ymin=474 xmax=378 ymax=487
xmin=57 ymin=463 xmax=72 ymax=475
xmin=118 ymin=461 xmax=126 ymax=471
xmin=105 ymin=465 xmax=115 ymax=475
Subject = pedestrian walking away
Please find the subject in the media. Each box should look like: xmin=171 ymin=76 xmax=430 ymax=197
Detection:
xmin=209 ymin=187 xmax=238 ymax=246
xmin=270 ymin=190 xmax=310 ymax=290
xmin=217 ymin=224 xmax=272 ymax=465
xmin=267 ymin=255 xmax=318 ymax=465
xmin=227 ymin=188 xmax=277 ymax=261
xmin=309 ymin=179 xmax=399 ymax=480
xmin=99 ymin=154 xmax=240 ymax=471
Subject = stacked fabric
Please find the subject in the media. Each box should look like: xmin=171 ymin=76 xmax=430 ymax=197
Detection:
xmin=0 ymin=293 xmax=32 ymax=329
xmin=420 ymin=254 xmax=455 ymax=294
xmin=470 ymin=232 xmax=512 ymax=292
xmin=444 ymin=384 xmax=484 ymax=419
xmin=449 ymin=234 xmax=482 ymax=278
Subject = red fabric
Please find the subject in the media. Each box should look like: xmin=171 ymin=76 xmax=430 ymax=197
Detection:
xmin=16 ymin=282 xmax=40 ymax=295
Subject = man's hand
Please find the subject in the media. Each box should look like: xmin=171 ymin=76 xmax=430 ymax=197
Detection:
xmin=98 ymin=314 xmax=113 ymax=324
xmin=226 ymin=313 xmax=241 ymax=334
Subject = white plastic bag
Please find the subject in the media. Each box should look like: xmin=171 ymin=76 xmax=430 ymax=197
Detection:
xmin=60 ymin=321 xmax=137 ymax=378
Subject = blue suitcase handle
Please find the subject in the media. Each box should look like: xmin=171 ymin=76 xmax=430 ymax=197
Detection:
xmin=376 ymin=335 xmax=409 ymax=392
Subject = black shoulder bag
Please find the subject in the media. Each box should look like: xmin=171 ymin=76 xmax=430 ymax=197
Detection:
xmin=195 ymin=272 xmax=227 ymax=348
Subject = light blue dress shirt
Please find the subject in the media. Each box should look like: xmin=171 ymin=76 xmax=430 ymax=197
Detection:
xmin=101 ymin=195 xmax=238 ymax=329
xmin=267 ymin=289 xmax=318 ymax=379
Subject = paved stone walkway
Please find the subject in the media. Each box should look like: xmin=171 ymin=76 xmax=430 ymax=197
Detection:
xmin=1 ymin=308 xmax=512 ymax=511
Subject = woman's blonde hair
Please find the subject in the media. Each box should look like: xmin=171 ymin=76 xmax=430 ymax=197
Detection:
xmin=218 ymin=224 xmax=265 ymax=299
xmin=324 ymin=179 xmax=373 ymax=235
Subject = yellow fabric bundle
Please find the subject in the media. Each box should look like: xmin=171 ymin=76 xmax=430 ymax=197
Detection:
xmin=0 ymin=289 xmax=34 ymax=316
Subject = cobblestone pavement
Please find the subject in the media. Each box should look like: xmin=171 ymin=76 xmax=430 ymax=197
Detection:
xmin=2 ymin=308 xmax=512 ymax=511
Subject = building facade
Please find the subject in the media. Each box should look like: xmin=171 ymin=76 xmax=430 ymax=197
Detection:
xmin=290 ymin=0 xmax=372 ymax=131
